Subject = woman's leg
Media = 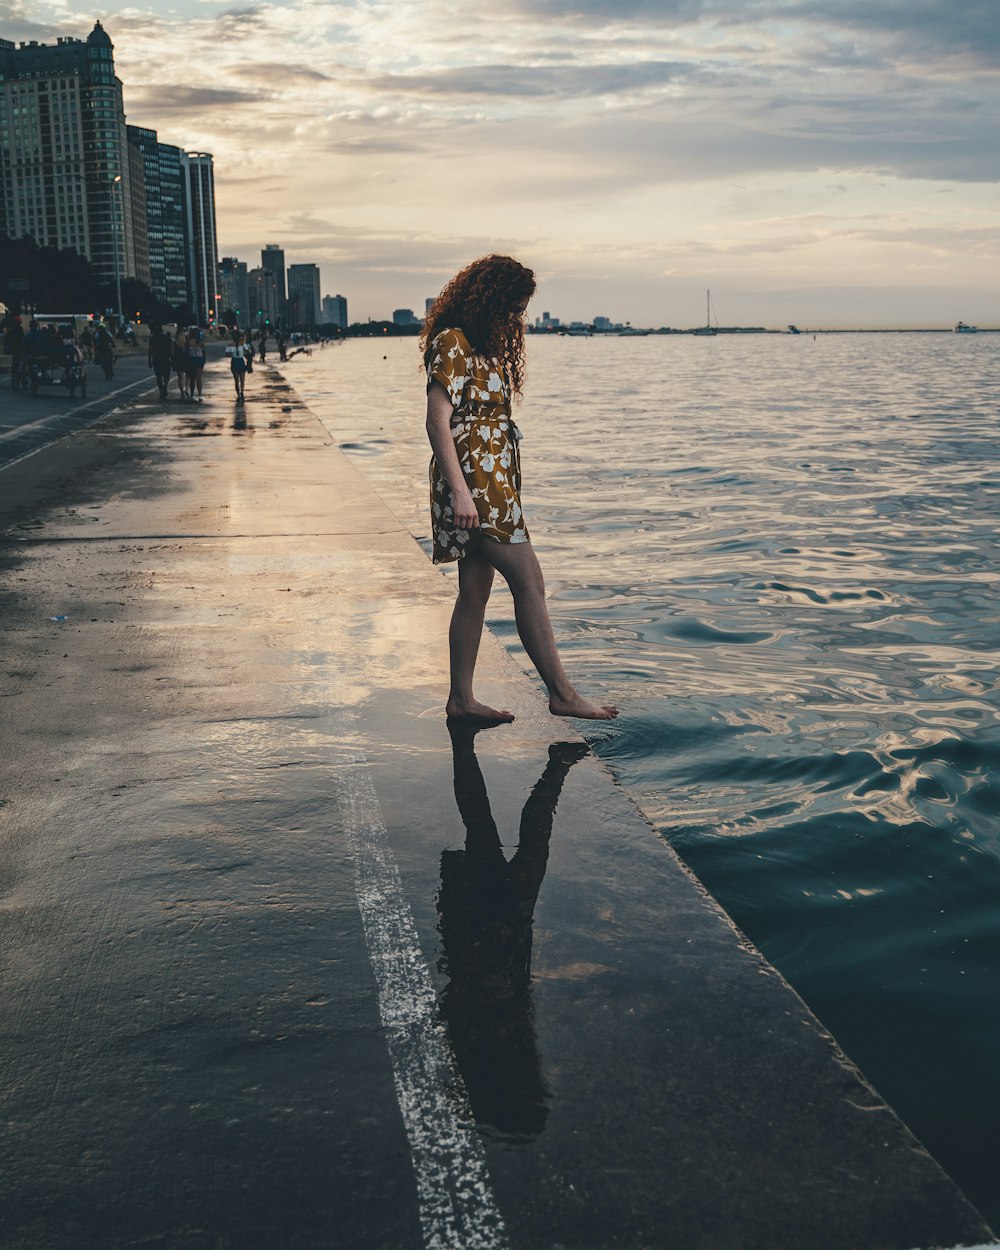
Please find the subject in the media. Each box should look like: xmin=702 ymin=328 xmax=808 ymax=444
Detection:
xmin=478 ymin=540 xmax=618 ymax=719
xmin=446 ymin=549 xmax=514 ymax=722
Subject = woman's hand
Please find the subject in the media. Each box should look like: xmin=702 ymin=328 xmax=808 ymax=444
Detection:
xmin=451 ymin=486 xmax=480 ymax=530
xmin=426 ymin=381 xmax=479 ymax=529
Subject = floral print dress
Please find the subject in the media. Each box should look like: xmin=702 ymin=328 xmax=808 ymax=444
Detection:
xmin=427 ymin=326 xmax=530 ymax=564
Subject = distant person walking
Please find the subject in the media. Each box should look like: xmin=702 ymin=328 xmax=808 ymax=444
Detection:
xmin=227 ymin=331 xmax=251 ymax=402
xmin=94 ymin=323 xmax=115 ymax=380
xmin=185 ymin=327 xmax=206 ymax=402
xmin=422 ymin=253 xmax=618 ymax=723
xmin=258 ymin=333 xmax=267 ymax=364
xmin=4 ymin=316 xmax=27 ymax=390
xmin=172 ymin=327 xmax=189 ymax=400
xmin=79 ymin=323 xmax=94 ymax=362
xmin=147 ymin=323 xmax=173 ymax=398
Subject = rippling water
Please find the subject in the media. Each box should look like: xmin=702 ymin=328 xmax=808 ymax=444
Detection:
xmin=291 ymin=331 xmax=1000 ymax=1221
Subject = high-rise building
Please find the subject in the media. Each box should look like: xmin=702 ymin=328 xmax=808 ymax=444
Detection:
xmin=247 ymin=265 xmax=280 ymax=328
xmin=0 ymin=22 xmax=138 ymax=288
xmin=218 ymin=257 xmax=249 ymax=324
xmin=287 ymin=263 xmax=321 ymax=329
xmin=156 ymin=142 xmax=189 ymax=309
xmin=322 ymin=294 xmax=348 ymax=329
xmin=125 ymin=132 xmax=150 ymax=289
xmin=392 ymin=308 xmax=419 ymax=326
xmin=261 ymin=244 xmax=286 ymax=327
xmin=181 ymin=152 xmax=218 ymax=324
xmin=127 ymin=125 xmax=188 ymax=307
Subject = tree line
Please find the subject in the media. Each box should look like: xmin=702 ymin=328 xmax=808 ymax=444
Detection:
xmin=0 ymin=235 xmax=196 ymax=325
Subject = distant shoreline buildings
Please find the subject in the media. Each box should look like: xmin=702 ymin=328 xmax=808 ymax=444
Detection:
xmin=0 ymin=20 xmax=347 ymax=334
xmin=0 ymin=22 xmax=218 ymax=322
xmin=216 ymin=240 xmax=348 ymax=332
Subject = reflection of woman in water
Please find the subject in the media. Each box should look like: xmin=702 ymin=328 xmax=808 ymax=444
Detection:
xmin=422 ymin=254 xmax=618 ymax=724
xmin=437 ymin=724 xmax=588 ymax=1140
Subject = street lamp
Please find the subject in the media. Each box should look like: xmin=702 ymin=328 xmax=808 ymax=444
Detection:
xmin=111 ymin=174 xmax=123 ymax=329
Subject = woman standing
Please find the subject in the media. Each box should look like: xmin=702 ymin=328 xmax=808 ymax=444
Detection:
xmin=186 ymin=327 xmax=207 ymax=402
xmin=173 ymin=327 xmax=189 ymax=401
xmin=423 ymin=254 xmax=617 ymax=723
xmin=227 ymin=331 xmax=250 ymax=402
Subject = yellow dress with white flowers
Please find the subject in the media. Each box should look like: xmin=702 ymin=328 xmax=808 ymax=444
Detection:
xmin=427 ymin=326 xmax=530 ymax=564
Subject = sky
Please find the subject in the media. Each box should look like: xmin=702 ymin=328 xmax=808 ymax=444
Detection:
xmin=3 ymin=0 xmax=999 ymax=328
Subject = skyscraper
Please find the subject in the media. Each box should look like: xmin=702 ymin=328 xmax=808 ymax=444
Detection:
xmin=125 ymin=131 xmax=151 ymax=289
xmin=0 ymin=22 xmax=137 ymax=287
xmin=322 ymin=294 xmax=348 ymax=330
xmin=181 ymin=152 xmax=218 ymax=324
xmin=261 ymin=244 xmax=287 ymax=328
xmin=247 ymin=266 xmax=280 ymax=328
xmin=218 ymin=257 xmax=249 ymax=324
xmin=156 ymin=142 xmax=190 ymax=309
xmin=127 ymin=124 xmax=188 ymax=307
xmin=287 ymin=263 xmax=321 ymax=329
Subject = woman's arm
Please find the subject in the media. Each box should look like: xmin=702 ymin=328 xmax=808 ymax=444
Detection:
xmin=426 ymin=381 xmax=479 ymax=529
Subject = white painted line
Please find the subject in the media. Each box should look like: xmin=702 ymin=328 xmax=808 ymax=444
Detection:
xmin=336 ymin=760 xmax=511 ymax=1250
xmin=0 ymin=372 xmax=158 ymax=470
xmin=0 ymin=375 xmax=154 ymax=442
xmin=912 ymin=1244 xmax=1000 ymax=1250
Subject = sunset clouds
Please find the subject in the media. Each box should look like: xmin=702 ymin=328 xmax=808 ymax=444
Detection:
xmin=3 ymin=0 xmax=997 ymax=325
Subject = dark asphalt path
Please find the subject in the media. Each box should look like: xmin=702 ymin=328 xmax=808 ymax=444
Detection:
xmin=0 ymin=342 xmax=228 ymax=470
xmin=0 ymin=370 xmax=995 ymax=1250
xmin=0 ymin=352 xmax=156 ymax=466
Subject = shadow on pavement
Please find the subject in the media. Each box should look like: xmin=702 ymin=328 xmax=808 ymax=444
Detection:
xmin=438 ymin=726 xmax=589 ymax=1142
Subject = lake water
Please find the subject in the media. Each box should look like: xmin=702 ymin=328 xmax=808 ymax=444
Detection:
xmin=290 ymin=331 xmax=1000 ymax=1223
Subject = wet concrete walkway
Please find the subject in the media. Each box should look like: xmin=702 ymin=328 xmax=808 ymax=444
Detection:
xmin=0 ymin=368 xmax=996 ymax=1250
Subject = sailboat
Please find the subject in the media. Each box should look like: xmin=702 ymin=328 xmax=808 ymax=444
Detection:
xmin=691 ymin=290 xmax=717 ymax=336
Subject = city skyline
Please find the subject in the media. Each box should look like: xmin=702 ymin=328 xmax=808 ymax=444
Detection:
xmin=2 ymin=3 xmax=998 ymax=328
xmin=0 ymin=22 xmax=225 ymax=323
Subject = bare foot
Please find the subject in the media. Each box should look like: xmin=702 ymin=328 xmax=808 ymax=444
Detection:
xmin=549 ymin=693 xmax=619 ymax=720
xmin=446 ymin=698 xmax=515 ymax=724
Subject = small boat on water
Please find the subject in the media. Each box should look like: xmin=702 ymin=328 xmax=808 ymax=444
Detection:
xmin=787 ymin=324 xmax=801 ymax=335
xmin=691 ymin=290 xmax=717 ymax=336
xmin=955 ymin=321 xmax=979 ymax=334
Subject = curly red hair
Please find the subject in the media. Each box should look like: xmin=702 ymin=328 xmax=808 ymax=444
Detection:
xmin=421 ymin=254 xmax=535 ymax=396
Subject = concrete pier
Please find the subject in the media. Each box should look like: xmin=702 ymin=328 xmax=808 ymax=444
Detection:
xmin=0 ymin=364 xmax=996 ymax=1249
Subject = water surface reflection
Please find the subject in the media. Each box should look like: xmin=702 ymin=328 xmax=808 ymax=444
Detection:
xmin=437 ymin=727 xmax=588 ymax=1141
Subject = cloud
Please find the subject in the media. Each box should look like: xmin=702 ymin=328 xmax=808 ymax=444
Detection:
xmin=365 ymin=59 xmax=692 ymax=100
xmin=494 ymin=0 xmax=706 ymax=22
xmin=231 ymin=62 xmax=331 ymax=82
xmin=787 ymin=0 xmax=1000 ymax=64
xmin=131 ymin=84 xmax=269 ymax=113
